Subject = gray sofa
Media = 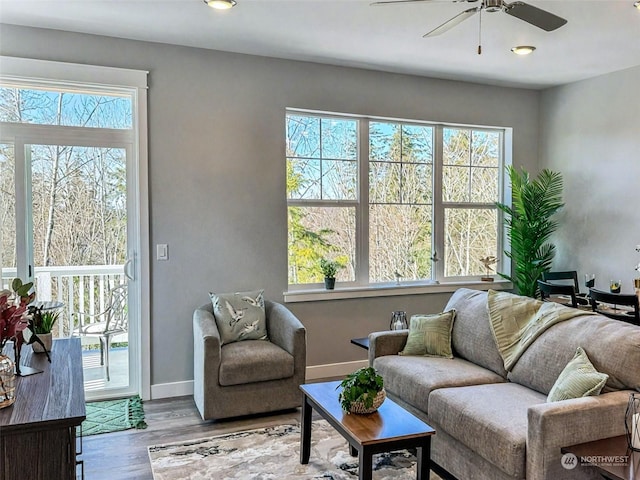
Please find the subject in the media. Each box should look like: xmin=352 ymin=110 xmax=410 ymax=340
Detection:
xmin=369 ymin=288 xmax=640 ymax=480
xmin=193 ymin=300 xmax=306 ymax=420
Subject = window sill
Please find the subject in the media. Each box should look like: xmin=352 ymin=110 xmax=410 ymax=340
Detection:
xmin=283 ymin=279 xmax=512 ymax=303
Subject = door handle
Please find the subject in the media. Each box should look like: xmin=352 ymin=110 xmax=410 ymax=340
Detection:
xmin=124 ymin=257 xmax=135 ymax=281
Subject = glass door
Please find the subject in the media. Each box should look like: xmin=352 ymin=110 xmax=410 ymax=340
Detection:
xmin=26 ymin=143 xmax=136 ymax=397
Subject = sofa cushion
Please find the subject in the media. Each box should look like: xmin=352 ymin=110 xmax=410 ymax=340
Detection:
xmin=373 ymin=355 xmax=506 ymax=413
xmin=429 ymin=383 xmax=547 ymax=479
xmin=219 ymin=340 xmax=294 ymax=386
xmin=508 ymin=313 xmax=640 ymax=395
xmin=547 ymin=347 xmax=608 ymax=402
xmin=445 ymin=288 xmax=508 ymax=378
xmin=400 ymin=310 xmax=456 ymax=358
xmin=210 ymin=290 xmax=268 ymax=345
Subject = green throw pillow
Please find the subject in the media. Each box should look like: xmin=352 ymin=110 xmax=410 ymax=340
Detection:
xmin=399 ymin=310 xmax=456 ymax=358
xmin=547 ymin=347 xmax=608 ymax=402
xmin=210 ymin=290 xmax=268 ymax=345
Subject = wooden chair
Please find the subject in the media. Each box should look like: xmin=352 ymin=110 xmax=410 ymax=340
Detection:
xmin=589 ymin=288 xmax=640 ymax=325
xmin=538 ymin=279 xmax=577 ymax=308
xmin=542 ymin=270 xmax=589 ymax=305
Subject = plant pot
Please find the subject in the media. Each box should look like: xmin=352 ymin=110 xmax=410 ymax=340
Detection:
xmin=324 ymin=277 xmax=336 ymax=290
xmin=32 ymin=332 xmax=53 ymax=353
xmin=0 ymin=354 xmax=16 ymax=409
xmin=348 ymin=389 xmax=386 ymax=414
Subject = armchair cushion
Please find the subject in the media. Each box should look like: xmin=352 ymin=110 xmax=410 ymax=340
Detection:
xmin=210 ymin=290 xmax=268 ymax=345
xmin=219 ymin=340 xmax=294 ymax=386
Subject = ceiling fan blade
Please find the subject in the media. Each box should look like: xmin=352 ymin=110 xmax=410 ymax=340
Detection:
xmin=505 ymin=1 xmax=567 ymax=32
xmin=423 ymin=6 xmax=479 ymax=37
xmin=371 ymin=0 xmax=471 ymax=6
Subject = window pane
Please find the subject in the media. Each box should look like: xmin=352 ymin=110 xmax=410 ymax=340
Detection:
xmin=402 ymin=163 xmax=432 ymax=204
xmin=287 ymin=206 xmax=355 ymax=285
xmin=443 ymin=128 xmax=470 ymax=166
xmin=471 ymin=167 xmax=499 ymax=202
xmin=472 ymin=131 xmax=500 ymax=167
xmin=443 ymin=166 xmax=470 ymax=202
xmin=0 ymin=87 xmax=132 ymax=129
xmin=286 ymin=158 xmax=320 ymax=199
xmin=322 ymin=160 xmax=357 ymax=200
xmin=30 ymin=145 xmax=127 ymax=268
xmin=369 ymin=205 xmax=432 ymax=283
xmin=402 ymin=125 xmax=433 ymax=163
xmin=0 ymin=144 xmax=16 ymax=290
xmin=286 ymin=115 xmax=320 ymax=158
xmin=370 ymin=161 xmax=401 ymax=203
xmin=370 ymin=122 xmax=401 ymax=162
xmin=321 ymin=118 xmax=357 ymax=160
xmin=445 ymin=208 xmax=497 ymax=277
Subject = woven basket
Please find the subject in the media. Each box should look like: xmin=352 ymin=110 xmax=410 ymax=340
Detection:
xmin=348 ymin=389 xmax=386 ymax=414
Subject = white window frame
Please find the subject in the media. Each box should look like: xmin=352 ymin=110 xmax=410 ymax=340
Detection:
xmin=285 ymin=109 xmax=513 ymax=302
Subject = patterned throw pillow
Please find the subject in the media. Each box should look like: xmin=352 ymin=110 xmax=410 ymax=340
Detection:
xmin=547 ymin=347 xmax=608 ymax=402
xmin=209 ymin=290 xmax=268 ymax=345
xmin=399 ymin=310 xmax=456 ymax=359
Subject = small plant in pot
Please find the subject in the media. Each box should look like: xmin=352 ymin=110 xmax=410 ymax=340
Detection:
xmin=337 ymin=366 xmax=385 ymax=414
xmin=29 ymin=307 xmax=59 ymax=353
xmin=320 ymin=258 xmax=342 ymax=290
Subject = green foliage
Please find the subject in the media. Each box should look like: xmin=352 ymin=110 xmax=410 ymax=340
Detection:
xmin=495 ymin=166 xmax=564 ymax=298
xmin=32 ymin=309 xmax=59 ymax=334
xmin=319 ymin=258 xmax=342 ymax=278
xmin=337 ymin=367 xmax=384 ymax=412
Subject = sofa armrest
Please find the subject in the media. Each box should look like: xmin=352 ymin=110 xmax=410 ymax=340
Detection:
xmin=368 ymin=330 xmax=408 ymax=365
xmin=265 ymin=301 xmax=306 ymax=383
xmin=526 ymin=390 xmax=631 ymax=480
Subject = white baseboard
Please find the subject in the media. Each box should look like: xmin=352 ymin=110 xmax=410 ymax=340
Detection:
xmin=305 ymin=360 xmax=369 ymax=380
xmin=150 ymin=360 xmax=368 ymax=400
xmin=151 ymin=380 xmax=194 ymax=399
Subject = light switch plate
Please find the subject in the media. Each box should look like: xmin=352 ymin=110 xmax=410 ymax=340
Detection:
xmin=157 ymin=244 xmax=168 ymax=261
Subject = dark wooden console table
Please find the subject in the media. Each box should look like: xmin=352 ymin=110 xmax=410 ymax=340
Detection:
xmin=0 ymin=338 xmax=86 ymax=480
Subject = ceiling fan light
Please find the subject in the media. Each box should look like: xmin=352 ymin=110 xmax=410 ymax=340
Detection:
xmin=511 ymin=45 xmax=536 ymax=55
xmin=204 ymin=0 xmax=237 ymax=10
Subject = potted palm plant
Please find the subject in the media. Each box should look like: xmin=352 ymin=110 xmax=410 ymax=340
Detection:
xmin=496 ymin=166 xmax=564 ymax=298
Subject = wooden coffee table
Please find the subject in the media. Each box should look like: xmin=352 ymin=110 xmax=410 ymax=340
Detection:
xmin=300 ymin=380 xmax=435 ymax=480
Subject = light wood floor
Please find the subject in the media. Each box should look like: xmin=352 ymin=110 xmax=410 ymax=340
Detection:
xmin=81 ymin=394 xmax=453 ymax=480
xmin=82 ymin=395 xmax=303 ymax=479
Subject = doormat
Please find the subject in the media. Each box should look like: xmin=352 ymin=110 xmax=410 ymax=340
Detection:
xmin=81 ymin=395 xmax=147 ymax=436
xmin=148 ymin=420 xmax=442 ymax=480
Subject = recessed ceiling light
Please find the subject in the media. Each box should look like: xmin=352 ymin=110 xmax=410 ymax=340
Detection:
xmin=204 ymin=0 xmax=237 ymax=10
xmin=511 ymin=46 xmax=536 ymax=56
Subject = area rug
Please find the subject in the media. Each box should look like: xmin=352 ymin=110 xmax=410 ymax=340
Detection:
xmin=148 ymin=419 xmax=441 ymax=480
xmin=81 ymin=395 xmax=147 ymax=436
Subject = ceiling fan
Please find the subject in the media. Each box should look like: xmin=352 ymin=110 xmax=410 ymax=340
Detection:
xmin=370 ymin=0 xmax=567 ymax=38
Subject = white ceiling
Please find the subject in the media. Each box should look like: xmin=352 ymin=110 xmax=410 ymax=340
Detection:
xmin=1 ymin=0 xmax=639 ymax=89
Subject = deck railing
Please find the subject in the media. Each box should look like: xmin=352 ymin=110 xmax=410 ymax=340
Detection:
xmin=1 ymin=265 xmax=125 ymax=339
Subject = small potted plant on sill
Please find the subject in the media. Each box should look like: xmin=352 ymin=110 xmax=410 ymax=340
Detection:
xmin=320 ymin=258 xmax=342 ymax=290
xmin=337 ymin=366 xmax=385 ymax=414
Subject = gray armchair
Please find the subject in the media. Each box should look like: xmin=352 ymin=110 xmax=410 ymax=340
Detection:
xmin=193 ymin=299 xmax=306 ymax=421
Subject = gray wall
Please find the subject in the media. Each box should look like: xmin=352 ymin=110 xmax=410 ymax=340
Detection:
xmin=0 ymin=24 xmax=541 ymax=390
xmin=539 ymin=66 xmax=640 ymax=293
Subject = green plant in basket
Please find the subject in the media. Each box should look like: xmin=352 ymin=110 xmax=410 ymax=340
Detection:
xmin=337 ymin=366 xmax=384 ymax=412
